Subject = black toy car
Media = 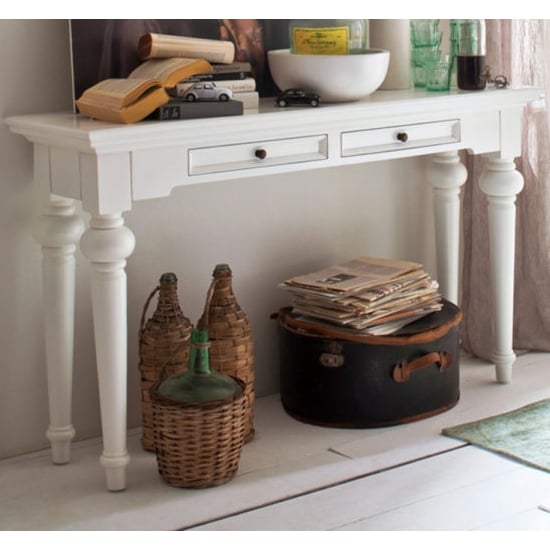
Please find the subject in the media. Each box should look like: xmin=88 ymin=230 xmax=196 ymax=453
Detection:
xmin=276 ymin=88 xmax=321 ymax=107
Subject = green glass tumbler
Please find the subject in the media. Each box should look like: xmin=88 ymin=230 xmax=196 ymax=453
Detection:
xmin=425 ymin=55 xmax=452 ymax=91
xmin=412 ymin=46 xmax=441 ymax=87
xmin=410 ymin=19 xmax=440 ymax=46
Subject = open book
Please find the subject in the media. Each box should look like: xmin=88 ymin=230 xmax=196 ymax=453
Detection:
xmin=76 ymin=57 xmax=213 ymax=124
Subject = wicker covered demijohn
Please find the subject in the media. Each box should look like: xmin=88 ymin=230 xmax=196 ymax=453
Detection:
xmin=150 ymin=279 xmax=247 ymax=489
xmin=138 ymin=272 xmax=192 ymax=452
xmin=207 ymin=264 xmax=255 ymax=441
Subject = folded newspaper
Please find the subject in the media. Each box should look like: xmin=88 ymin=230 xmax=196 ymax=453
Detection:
xmin=279 ymin=256 xmax=442 ymax=335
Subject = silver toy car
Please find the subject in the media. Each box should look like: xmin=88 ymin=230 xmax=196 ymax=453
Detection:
xmin=182 ymin=82 xmax=233 ymax=102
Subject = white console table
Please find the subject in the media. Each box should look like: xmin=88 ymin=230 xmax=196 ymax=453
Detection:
xmin=6 ymin=87 xmax=542 ymax=491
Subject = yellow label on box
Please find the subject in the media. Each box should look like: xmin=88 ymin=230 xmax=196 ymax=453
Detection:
xmin=292 ymin=26 xmax=350 ymax=55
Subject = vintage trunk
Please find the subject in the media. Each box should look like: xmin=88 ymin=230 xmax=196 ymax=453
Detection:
xmin=278 ymin=299 xmax=462 ymax=428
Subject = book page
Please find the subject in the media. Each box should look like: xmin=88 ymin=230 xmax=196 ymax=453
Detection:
xmin=129 ymin=57 xmax=213 ymax=87
xmin=78 ymin=78 xmax=160 ymax=109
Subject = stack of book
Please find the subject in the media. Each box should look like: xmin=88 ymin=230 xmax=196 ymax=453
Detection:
xmin=139 ymin=32 xmax=251 ymax=119
xmin=174 ymin=61 xmax=259 ymax=111
xmin=76 ymin=33 xmax=251 ymax=124
xmin=279 ymin=256 xmax=443 ymax=336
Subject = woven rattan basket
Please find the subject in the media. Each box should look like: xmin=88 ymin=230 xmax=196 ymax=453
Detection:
xmin=150 ymin=376 xmax=247 ymax=488
xmin=138 ymin=273 xmax=192 ymax=451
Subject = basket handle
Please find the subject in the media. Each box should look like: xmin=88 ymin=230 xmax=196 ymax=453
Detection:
xmin=138 ymin=284 xmax=160 ymax=341
xmin=138 ymin=285 xmax=161 ymax=372
xmin=392 ymin=351 xmax=452 ymax=383
xmin=197 ymin=277 xmax=216 ymax=331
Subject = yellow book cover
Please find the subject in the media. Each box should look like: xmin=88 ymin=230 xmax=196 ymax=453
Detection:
xmin=76 ymin=84 xmax=170 ymax=124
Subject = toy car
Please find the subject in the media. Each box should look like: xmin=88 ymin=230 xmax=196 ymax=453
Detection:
xmin=182 ymin=82 xmax=233 ymax=102
xmin=276 ymin=88 xmax=321 ymax=107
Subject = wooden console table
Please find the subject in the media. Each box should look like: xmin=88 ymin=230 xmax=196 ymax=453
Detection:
xmin=6 ymin=87 xmax=541 ymax=491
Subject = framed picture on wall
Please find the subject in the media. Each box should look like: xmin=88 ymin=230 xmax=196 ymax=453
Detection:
xmin=69 ymin=19 xmax=290 ymax=103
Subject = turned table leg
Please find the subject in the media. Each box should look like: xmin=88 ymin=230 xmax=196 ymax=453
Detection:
xmin=33 ymin=197 xmax=85 ymax=464
xmin=80 ymin=213 xmax=135 ymax=491
xmin=427 ymin=151 xmax=468 ymax=304
xmin=479 ymin=156 xmax=524 ymax=383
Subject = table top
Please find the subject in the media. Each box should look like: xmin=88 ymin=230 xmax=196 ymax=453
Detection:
xmin=6 ymin=87 xmax=543 ymax=152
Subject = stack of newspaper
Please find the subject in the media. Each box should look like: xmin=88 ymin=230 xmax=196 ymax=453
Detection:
xmin=279 ymin=256 xmax=443 ymax=336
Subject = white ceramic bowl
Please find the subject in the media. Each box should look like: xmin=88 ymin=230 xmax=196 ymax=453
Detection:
xmin=267 ymin=48 xmax=390 ymax=103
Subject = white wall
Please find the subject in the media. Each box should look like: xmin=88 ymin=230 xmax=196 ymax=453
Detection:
xmin=0 ymin=19 xmax=436 ymax=459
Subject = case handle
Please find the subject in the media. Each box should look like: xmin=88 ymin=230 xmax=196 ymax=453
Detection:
xmin=392 ymin=351 xmax=452 ymax=383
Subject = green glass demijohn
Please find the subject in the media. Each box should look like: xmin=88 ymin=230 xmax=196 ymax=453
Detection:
xmin=157 ymin=282 xmax=241 ymax=404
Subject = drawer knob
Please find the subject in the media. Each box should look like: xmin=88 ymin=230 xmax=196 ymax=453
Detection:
xmin=255 ymin=148 xmax=267 ymax=160
xmin=397 ymin=132 xmax=409 ymax=143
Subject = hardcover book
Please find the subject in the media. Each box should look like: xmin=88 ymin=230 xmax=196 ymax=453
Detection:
xmin=211 ymin=61 xmax=252 ymax=74
xmin=195 ymin=61 xmax=253 ymax=81
xmin=192 ymin=71 xmax=249 ymax=81
xmin=231 ymin=91 xmax=259 ymax=110
xmin=138 ymin=32 xmax=235 ymax=65
xmin=153 ymin=99 xmax=244 ymax=120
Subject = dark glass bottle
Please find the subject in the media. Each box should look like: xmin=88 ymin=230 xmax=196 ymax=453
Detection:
xmin=457 ymin=20 xmax=486 ymax=91
xmin=449 ymin=19 xmax=460 ymax=88
xmin=158 ymin=326 xmax=241 ymax=403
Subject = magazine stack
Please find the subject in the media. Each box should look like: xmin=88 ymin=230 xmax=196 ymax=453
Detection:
xmin=279 ymin=256 xmax=443 ymax=336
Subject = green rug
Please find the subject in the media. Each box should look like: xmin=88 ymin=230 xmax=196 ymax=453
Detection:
xmin=442 ymin=398 xmax=550 ymax=473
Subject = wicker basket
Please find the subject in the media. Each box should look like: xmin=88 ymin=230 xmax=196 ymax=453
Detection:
xmin=138 ymin=273 xmax=192 ymax=451
xmin=207 ymin=264 xmax=255 ymax=442
xmin=150 ymin=377 xmax=247 ymax=488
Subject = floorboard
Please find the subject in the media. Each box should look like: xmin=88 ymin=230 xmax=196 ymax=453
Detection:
xmin=193 ymin=447 xmax=550 ymax=531
xmin=1 ymin=351 xmax=550 ymax=531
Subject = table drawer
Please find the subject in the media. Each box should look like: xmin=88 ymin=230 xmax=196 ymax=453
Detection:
xmin=189 ymin=134 xmax=328 ymax=176
xmin=341 ymin=119 xmax=461 ymax=157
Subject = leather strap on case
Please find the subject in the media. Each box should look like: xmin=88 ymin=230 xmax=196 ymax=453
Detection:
xmin=392 ymin=351 xmax=452 ymax=383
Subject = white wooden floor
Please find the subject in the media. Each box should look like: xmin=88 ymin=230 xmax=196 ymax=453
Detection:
xmin=2 ymin=351 xmax=550 ymax=533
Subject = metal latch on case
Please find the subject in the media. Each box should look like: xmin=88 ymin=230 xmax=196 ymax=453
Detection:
xmin=320 ymin=341 xmax=345 ymax=368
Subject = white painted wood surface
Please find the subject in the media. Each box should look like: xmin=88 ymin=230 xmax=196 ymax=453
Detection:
xmin=194 ymin=448 xmax=550 ymax=531
xmin=31 ymin=196 xmax=84 ymax=464
xmin=479 ymin=157 xmax=525 ymax=383
xmin=1 ymin=351 xmax=550 ymax=531
xmin=79 ymin=213 xmax=136 ymax=491
xmin=426 ymin=151 xmax=468 ymax=304
xmin=5 ymin=87 xmax=543 ymax=491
